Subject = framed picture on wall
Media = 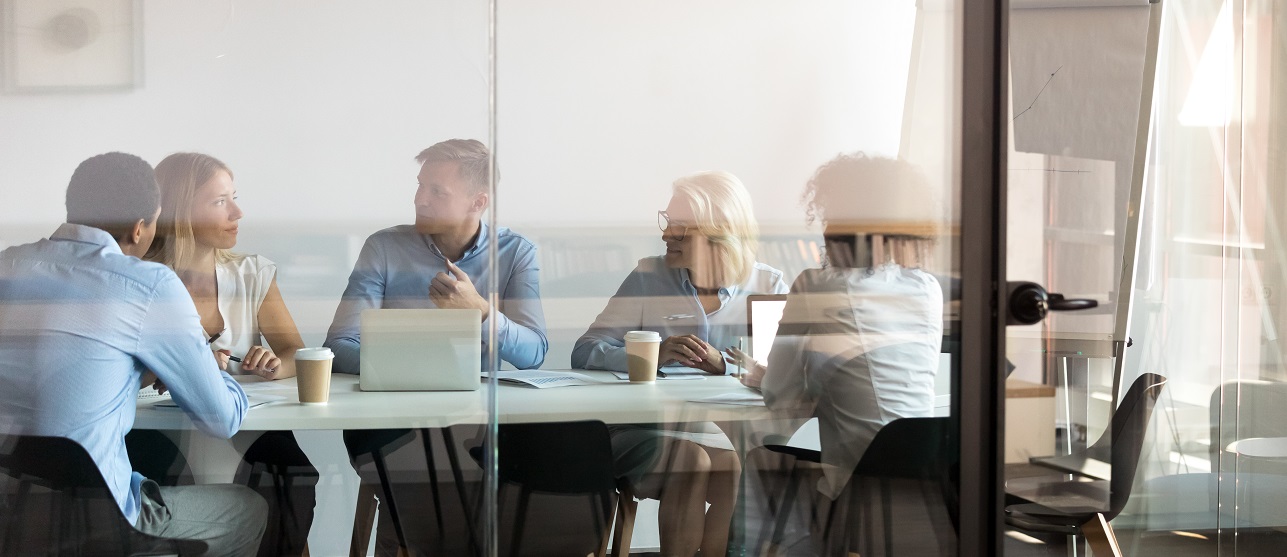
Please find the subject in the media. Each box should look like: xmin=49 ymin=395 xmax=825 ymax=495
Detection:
xmin=2 ymin=0 xmax=142 ymax=93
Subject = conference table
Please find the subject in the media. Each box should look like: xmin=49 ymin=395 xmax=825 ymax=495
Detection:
xmin=134 ymin=370 xmax=780 ymax=555
xmin=135 ymin=370 xmax=775 ymax=430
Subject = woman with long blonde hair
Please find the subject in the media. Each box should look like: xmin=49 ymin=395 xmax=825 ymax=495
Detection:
xmin=146 ymin=152 xmax=312 ymax=556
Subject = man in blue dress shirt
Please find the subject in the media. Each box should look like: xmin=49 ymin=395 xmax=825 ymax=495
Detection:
xmin=0 ymin=153 xmax=266 ymax=555
xmin=325 ymin=138 xmax=548 ymax=371
xmin=325 ymin=140 xmax=546 ymax=554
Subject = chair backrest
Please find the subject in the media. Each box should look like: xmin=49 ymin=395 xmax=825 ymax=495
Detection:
xmin=0 ymin=433 xmax=208 ymax=555
xmin=1105 ymin=373 xmax=1167 ymax=518
xmin=1207 ymin=380 xmax=1287 ymax=466
xmin=853 ymin=416 xmax=953 ymax=480
xmin=496 ymin=420 xmax=617 ymax=494
xmin=0 ymin=435 xmax=109 ymax=492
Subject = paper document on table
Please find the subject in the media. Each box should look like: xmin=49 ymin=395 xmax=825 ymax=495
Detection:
xmin=690 ymin=391 xmax=766 ymax=406
xmin=609 ymin=371 xmax=705 ymax=381
xmin=155 ymin=394 xmax=287 ymax=409
xmin=487 ymin=370 xmax=600 ymax=389
xmin=237 ymin=381 xmax=295 ymax=392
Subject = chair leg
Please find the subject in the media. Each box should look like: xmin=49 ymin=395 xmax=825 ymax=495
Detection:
xmin=593 ymin=492 xmax=615 ymax=557
xmin=349 ymin=484 xmax=378 ymax=557
xmin=611 ymin=489 xmax=637 ymax=557
xmin=440 ymin=427 xmax=481 ymax=557
xmin=767 ymin=467 xmax=803 ymax=551
xmin=372 ymin=452 xmax=409 ymax=553
xmin=510 ymin=488 xmax=531 ymax=557
xmin=918 ymin=477 xmax=956 ymax=554
xmin=4 ymin=480 xmax=31 ymax=551
xmin=1081 ymin=513 xmax=1122 ymax=557
xmin=880 ymin=479 xmax=894 ymax=557
xmin=417 ymin=429 xmax=445 ymax=533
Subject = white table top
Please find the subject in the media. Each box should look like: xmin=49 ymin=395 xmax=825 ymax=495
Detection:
xmin=1227 ymin=437 xmax=1287 ymax=459
xmin=134 ymin=370 xmax=775 ymax=431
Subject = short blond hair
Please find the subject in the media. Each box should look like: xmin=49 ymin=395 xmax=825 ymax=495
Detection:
xmin=147 ymin=152 xmax=236 ymax=270
xmin=672 ymin=171 xmax=760 ymax=287
xmin=415 ymin=139 xmax=493 ymax=193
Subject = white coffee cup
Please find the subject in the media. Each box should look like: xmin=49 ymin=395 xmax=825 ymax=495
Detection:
xmin=624 ymin=331 xmax=662 ymax=383
xmin=294 ymin=347 xmax=334 ymax=405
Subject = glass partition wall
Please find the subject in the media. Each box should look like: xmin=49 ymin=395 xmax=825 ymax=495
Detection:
xmin=48 ymin=0 xmax=1287 ymax=555
xmin=0 ymin=0 xmax=990 ymax=554
xmin=1001 ymin=0 xmax=1287 ymax=556
xmin=491 ymin=1 xmax=970 ymax=556
xmin=0 ymin=1 xmax=493 ymax=555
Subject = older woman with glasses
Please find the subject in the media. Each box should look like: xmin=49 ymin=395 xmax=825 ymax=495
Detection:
xmin=573 ymin=170 xmax=788 ymax=557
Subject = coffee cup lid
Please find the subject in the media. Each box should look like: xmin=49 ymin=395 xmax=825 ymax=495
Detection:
xmin=624 ymin=331 xmax=662 ymax=342
xmin=295 ymin=347 xmax=334 ymax=360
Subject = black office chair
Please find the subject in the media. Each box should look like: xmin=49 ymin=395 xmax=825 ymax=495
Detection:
xmin=344 ymin=428 xmax=479 ymax=556
xmin=760 ymin=416 xmax=955 ymax=557
xmin=1004 ymin=373 xmax=1167 ymax=557
xmin=123 ymin=429 xmax=193 ymax=487
xmin=239 ymin=431 xmax=318 ymax=557
xmin=470 ymin=421 xmax=631 ymax=557
xmin=0 ymin=434 xmax=208 ymax=556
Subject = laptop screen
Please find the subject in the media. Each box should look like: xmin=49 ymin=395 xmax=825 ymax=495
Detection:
xmin=746 ymin=294 xmax=788 ymax=362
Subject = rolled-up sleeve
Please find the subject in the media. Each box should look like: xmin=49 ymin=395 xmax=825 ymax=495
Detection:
xmin=491 ymin=243 xmax=547 ymax=369
xmin=135 ymin=274 xmax=247 ymax=439
xmin=325 ymin=236 xmax=386 ymax=374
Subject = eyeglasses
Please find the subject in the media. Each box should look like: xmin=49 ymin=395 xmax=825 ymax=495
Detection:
xmin=657 ymin=211 xmax=692 ymax=241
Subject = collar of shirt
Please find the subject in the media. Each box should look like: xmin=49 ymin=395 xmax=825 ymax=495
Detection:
xmin=422 ymin=220 xmax=490 ymax=263
xmin=676 ymin=266 xmax=735 ymax=303
xmin=50 ymin=223 xmax=124 ymax=255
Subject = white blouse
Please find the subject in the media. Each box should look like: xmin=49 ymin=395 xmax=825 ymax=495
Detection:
xmin=206 ymin=253 xmax=276 ymax=376
xmin=762 ymin=264 xmax=944 ymax=499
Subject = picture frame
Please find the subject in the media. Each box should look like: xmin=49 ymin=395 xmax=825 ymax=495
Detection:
xmin=2 ymin=0 xmax=142 ymax=93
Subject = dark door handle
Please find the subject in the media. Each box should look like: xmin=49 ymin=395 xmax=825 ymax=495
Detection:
xmin=1006 ymin=281 xmax=1098 ymax=326
xmin=1047 ymin=293 xmax=1097 ymax=312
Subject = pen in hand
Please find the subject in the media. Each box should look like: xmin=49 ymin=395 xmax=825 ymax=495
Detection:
xmin=227 ymin=354 xmax=280 ymax=372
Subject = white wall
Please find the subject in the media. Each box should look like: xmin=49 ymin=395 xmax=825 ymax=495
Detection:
xmin=0 ymin=0 xmax=490 ymax=234
xmin=0 ymin=0 xmax=919 ymax=355
xmin=497 ymin=0 xmax=916 ymax=229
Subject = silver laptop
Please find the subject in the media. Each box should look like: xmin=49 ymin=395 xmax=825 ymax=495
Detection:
xmin=360 ymin=309 xmax=482 ymax=391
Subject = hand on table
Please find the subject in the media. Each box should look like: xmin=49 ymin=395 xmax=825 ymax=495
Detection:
xmin=429 ymin=259 xmax=491 ymax=320
xmin=661 ymin=335 xmax=725 ymax=374
xmin=723 ymin=347 xmax=766 ymax=390
xmin=240 ymin=345 xmax=282 ymax=379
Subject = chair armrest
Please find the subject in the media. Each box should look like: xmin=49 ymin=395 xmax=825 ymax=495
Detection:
xmin=764 ymin=444 xmax=822 ymax=463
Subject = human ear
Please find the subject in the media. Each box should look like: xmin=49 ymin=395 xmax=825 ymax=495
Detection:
xmin=131 ymin=218 xmax=146 ymax=245
xmin=472 ymin=192 xmax=489 ymax=213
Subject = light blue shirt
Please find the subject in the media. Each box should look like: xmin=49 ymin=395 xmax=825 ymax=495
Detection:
xmin=572 ymin=256 xmax=789 ymax=372
xmin=0 ymin=224 xmax=249 ymax=524
xmin=325 ymin=222 xmax=548 ymax=373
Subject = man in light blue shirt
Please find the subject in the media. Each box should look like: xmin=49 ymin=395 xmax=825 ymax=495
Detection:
xmin=0 ymin=153 xmax=266 ymax=555
xmin=325 ymin=139 xmax=548 ymax=371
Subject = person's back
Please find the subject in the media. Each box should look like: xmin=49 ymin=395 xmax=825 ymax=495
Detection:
xmin=0 ymin=229 xmax=196 ymax=502
xmin=0 ymin=152 xmax=264 ymax=555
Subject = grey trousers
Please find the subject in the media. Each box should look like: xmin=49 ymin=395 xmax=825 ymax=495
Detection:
xmin=135 ymin=480 xmax=269 ymax=557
